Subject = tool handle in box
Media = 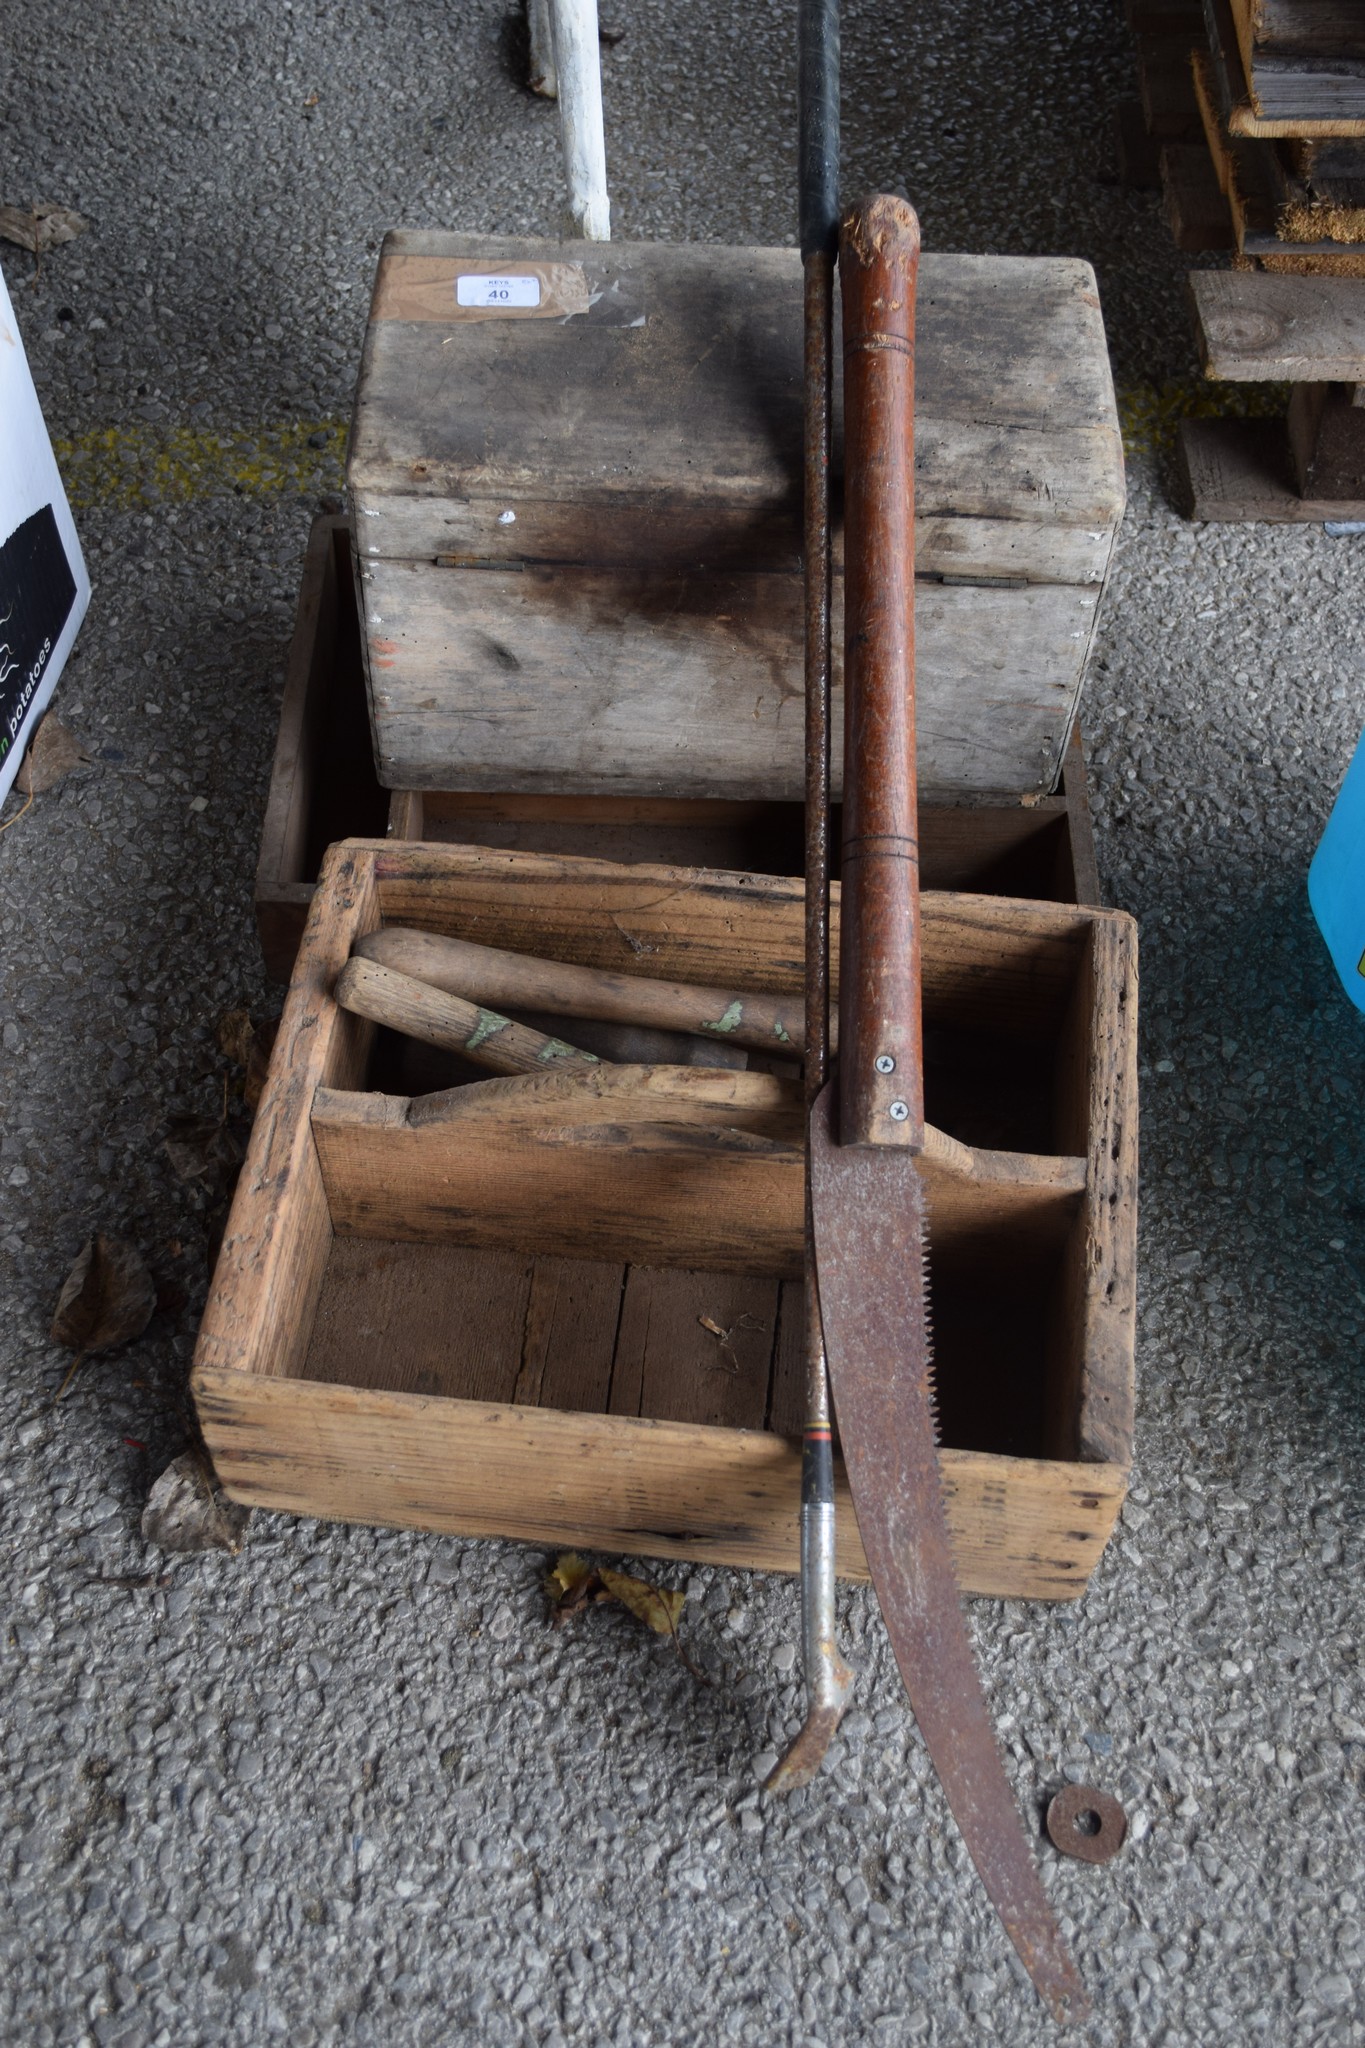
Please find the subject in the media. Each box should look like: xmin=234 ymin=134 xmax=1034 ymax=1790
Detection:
xmin=335 ymin=956 xmax=602 ymax=1078
xmin=837 ymin=194 xmax=923 ymax=1150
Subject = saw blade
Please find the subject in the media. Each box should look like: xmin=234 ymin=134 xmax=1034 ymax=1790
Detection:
xmin=809 ymin=1077 xmax=1089 ymax=2027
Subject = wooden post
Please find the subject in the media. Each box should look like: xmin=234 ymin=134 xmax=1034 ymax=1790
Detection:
xmin=527 ymin=0 xmax=557 ymax=96
xmin=549 ymin=0 xmax=610 ymax=241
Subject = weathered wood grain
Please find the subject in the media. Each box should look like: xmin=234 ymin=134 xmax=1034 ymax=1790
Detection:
xmin=1175 ymin=412 xmax=1365 ymax=519
xmin=194 ymin=841 xmax=1138 ymax=1601
xmin=1191 ymin=268 xmax=1365 ymax=378
xmin=351 ymin=234 xmax=1124 ymax=563
xmin=309 ymin=1067 xmax=1085 ymax=1275
xmin=303 ymin=1239 xmax=533 ymax=1401
xmin=335 ymin=955 xmax=603 ymax=1076
xmin=1228 ymin=0 xmax=1365 ymax=122
xmin=1047 ymin=918 xmax=1139 ymax=1466
xmin=358 ymin=561 xmax=1099 ymax=801
xmin=362 ymin=842 xmax=1101 ymax=1039
xmin=611 ymin=1269 xmax=778 ymax=1431
xmin=193 ymin=1365 xmax=1128 ymax=1601
xmin=513 ymin=1256 xmax=623 ymax=1413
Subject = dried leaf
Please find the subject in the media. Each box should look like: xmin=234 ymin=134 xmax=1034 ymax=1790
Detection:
xmin=16 ymin=714 xmax=91 ymax=795
xmin=163 ymin=1114 xmax=244 ymax=1188
xmin=0 ymin=201 xmax=88 ymax=253
xmin=547 ymin=1551 xmax=593 ymax=1600
xmin=50 ymin=1235 xmax=155 ymax=1353
xmin=599 ymin=1566 xmax=686 ymax=1639
xmin=546 ymin=1550 xmax=605 ymax=1623
xmin=141 ymin=1451 xmax=251 ymax=1554
xmin=216 ymin=1007 xmax=255 ymax=1069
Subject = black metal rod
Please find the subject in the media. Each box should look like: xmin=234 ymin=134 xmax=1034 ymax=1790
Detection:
xmin=798 ymin=0 xmax=840 ymax=259
xmin=766 ymin=0 xmax=851 ymax=1797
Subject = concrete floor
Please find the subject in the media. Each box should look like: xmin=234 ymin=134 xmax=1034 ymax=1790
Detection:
xmin=2 ymin=1 xmax=1364 ymax=2043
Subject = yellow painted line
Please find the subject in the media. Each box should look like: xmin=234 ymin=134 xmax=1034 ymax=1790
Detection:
xmin=46 ymin=383 xmax=1287 ymax=512
xmin=51 ymin=417 xmax=348 ymax=511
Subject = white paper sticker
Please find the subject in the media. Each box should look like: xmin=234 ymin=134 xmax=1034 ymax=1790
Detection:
xmin=455 ymin=274 xmax=542 ymax=310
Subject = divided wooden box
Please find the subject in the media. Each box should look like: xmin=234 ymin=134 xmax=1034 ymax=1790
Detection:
xmin=256 ymin=516 xmax=1102 ymax=984
xmin=348 ymin=233 xmax=1124 ymax=802
xmin=200 ymin=838 xmax=1138 ymax=1601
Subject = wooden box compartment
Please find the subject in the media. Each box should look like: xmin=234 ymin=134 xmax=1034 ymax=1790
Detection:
xmin=257 ymin=516 xmax=1101 ymax=984
xmin=204 ymin=839 xmax=1138 ymax=1601
xmin=349 ymin=233 xmax=1124 ymax=802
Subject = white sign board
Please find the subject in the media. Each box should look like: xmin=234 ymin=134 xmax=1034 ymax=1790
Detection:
xmin=0 ymin=260 xmax=90 ymax=805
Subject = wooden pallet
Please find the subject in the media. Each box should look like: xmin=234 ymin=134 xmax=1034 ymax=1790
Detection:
xmin=1179 ymin=270 xmax=1365 ymax=515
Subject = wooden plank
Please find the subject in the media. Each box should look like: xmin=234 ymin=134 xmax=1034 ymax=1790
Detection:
xmin=371 ymin=497 xmax=1115 ymax=589
xmin=1061 ymin=723 xmax=1103 ymax=908
xmin=1252 ymin=2 xmax=1365 ymax=59
xmin=194 ymin=843 xmax=380 ymax=1384
xmin=1046 ymin=920 xmax=1139 ymax=1467
xmin=1287 ymin=377 xmax=1365 ymax=491
xmin=1137 ymin=40 xmax=1209 ymax=138
xmin=1191 ymin=268 xmax=1365 ymax=378
xmin=1175 ymin=411 xmax=1358 ymax=516
xmin=302 ymin=1238 xmax=532 ymax=1401
xmin=1160 ymin=142 xmax=1238 ymax=249
xmin=256 ymin=517 xmax=389 ymax=984
xmin=611 ymin=1269 xmax=778 ymax=1431
xmin=1227 ymin=0 xmax=1365 ymax=122
xmin=513 ymin=1255 xmax=623 ymax=1413
xmin=309 ymin=1078 xmax=1086 ymax=1276
xmin=364 ymin=843 xmax=1101 ymax=1038
xmin=351 ymin=236 xmax=1124 ymax=556
xmin=358 ymin=562 xmax=1099 ymax=802
xmin=193 ymin=1365 xmax=1128 ymax=1601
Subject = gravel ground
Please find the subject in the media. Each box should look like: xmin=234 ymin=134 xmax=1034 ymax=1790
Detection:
xmin=2 ymin=2 xmax=1364 ymax=2044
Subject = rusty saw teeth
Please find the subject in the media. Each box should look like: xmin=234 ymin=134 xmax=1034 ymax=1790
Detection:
xmin=810 ymin=1085 xmax=1089 ymax=2026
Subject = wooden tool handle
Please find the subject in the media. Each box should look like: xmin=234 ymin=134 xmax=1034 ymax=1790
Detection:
xmin=335 ymin=956 xmax=602 ymax=1078
xmin=837 ymin=194 xmax=923 ymax=1150
xmin=355 ymin=926 xmax=802 ymax=1057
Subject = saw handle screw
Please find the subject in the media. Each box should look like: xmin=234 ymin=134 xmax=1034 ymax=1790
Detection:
xmin=874 ymin=1054 xmax=895 ymax=1073
xmin=888 ymin=1099 xmax=909 ymax=1122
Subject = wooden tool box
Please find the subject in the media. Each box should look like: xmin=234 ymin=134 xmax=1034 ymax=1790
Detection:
xmin=199 ymin=838 xmax=1137 ymax=1600
xmin=347 ymin=234 xmax=1124 ymax=803
xmin=256 ymin=517 xmax=1103 ymax=984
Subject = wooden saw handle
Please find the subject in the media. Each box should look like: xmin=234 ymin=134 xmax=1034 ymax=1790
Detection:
xmin=837 ymin=195 xmax=923 ymax=1151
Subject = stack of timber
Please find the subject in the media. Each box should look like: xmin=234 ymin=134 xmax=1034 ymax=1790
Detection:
xmin=1193 ymin=0 xmax=1365 ymax=274
xmin=1115 ymin=0 xmax=1235 ymax=254
xmin=1122 ymin=0 xmax=1365 ymax=514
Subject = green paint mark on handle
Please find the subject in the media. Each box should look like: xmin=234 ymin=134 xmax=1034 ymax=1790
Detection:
xmin=539 ymin=1038 xmax=598 ymax=1064
xmin=465 ymin=1008 xmax=511 ymax=1051
xmin=702 ymin=1000 xmax=744 ymax=1036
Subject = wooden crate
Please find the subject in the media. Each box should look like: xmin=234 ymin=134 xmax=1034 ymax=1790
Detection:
xmin=257 ymin=516 xmax=1102 ymax=983
xmin=201 ymin=839 xmax=1138 ymax=1601
xmin=348 ymin=234 xmax=1124 ymax=803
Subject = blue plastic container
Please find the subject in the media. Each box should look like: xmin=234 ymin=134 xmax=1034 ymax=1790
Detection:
xmin=1309 ymin=724 xmax=1365 ymax=1013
